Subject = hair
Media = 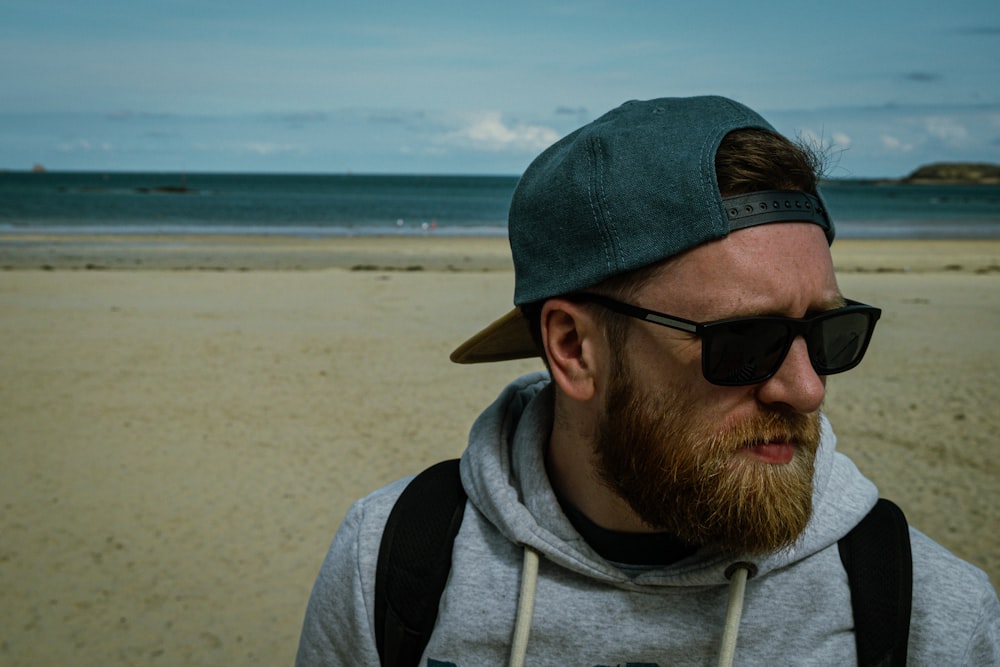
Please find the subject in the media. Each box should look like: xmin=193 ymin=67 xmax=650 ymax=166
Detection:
xmin=715 ymin=128 xmax=824 ymax=196
xmin=523 ymin=128 xmax=825 ymax=362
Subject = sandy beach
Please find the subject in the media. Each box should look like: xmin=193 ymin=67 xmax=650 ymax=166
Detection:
xmin=1 ymin=236 xmax=998 ymax=665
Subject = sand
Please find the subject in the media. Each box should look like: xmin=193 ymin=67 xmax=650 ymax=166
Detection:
xmin=0 ymin=236 xmax=997 ymax=665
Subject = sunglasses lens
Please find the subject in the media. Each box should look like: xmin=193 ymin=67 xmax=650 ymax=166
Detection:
xmin=704 ymin=320 xmax=792 ymax=385
xmin=703 ymin=308 xmax=876 ymax=385
xmin=810 ymin=311 xmax=873 ymax=373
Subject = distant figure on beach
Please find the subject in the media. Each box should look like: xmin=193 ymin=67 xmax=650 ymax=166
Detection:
xmin=296 ymin=96 xmax=999 ymax=666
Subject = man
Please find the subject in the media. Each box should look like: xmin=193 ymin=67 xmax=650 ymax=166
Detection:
xmin=297 ymin=96 xmax=999 ymax=665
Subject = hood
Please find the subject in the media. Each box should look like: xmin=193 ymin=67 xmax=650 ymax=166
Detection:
xmin=459 ymin=371 xmax=879 ymax=588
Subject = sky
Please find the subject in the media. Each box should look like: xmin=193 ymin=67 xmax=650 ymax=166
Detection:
xmin=1 ymin=0 xmax=998 ymax=178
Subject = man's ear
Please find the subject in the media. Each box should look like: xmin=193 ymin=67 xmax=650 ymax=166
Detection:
xmin=541 ymin=298 xmax=604 ymax=403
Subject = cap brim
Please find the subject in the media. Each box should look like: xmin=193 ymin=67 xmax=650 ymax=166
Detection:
xmin=450 ymin=307 xmax=539 ymax=364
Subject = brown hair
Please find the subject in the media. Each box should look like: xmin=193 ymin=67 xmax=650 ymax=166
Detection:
xmin=714 ymin=128 xmax=823 ymax=196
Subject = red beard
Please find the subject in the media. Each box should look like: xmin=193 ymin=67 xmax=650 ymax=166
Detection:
xmin=595 ymin=360 xmax=821 ymax=555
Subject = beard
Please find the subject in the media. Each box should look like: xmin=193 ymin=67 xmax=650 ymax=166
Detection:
xmin=594 ymin=358 xmax=821 ymax=556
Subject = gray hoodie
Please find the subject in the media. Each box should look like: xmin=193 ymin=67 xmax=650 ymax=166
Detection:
xmin=297 ymin=371 xmax=1000 ymax=665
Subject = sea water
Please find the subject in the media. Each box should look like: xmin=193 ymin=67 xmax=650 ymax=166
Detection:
xmin=1 ymin=172 xmax=998 ymax=239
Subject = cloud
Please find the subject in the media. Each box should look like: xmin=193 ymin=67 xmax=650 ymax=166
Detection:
xmin=365 ymin=110 xmax=427 ymax=125
xmin=106 ymin=111 xmax=175 ymax=121
xmin=880 ymin=135 xmax=914 ymax=153
xmin=877 ymin=114 xmax=968 ymax=153
xmin=957 ymin=26 xmax=1000 ymax=35
xmin=441 ymin=111 xmax=560 ymax=152
xmin=832 ymin=132 xmax=853 ymax=149
xmin=921 ymin=116 xmax=969 ymax=144
xmin=55 ymin=138 xmax=113 ymax=153
xmin=278 ymin=112 xmax=329 ymax=128
xmin=796 ymin=127 xmax=851 ymax=153
xmin=241 ymin=142 xmax=303 ymax=156
xmin=902 ymin=72 xmax=942 ymax=83
xmin=191 ymin=141 xmax=304 ymax=157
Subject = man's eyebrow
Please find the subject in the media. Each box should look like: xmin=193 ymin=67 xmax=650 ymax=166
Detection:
xmin=735 ymin=294 xmax=849 ymax=319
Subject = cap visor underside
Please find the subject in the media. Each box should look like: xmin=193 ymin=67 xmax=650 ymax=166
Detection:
xmin=449 ymin=308 xmax=539 ymax=364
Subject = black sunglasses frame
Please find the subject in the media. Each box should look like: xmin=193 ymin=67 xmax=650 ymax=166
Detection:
xmin=567 ymin=292 xmax=881 ymax=386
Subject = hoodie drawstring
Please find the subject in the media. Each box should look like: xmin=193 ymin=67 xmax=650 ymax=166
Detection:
xmin=508 ymin=549 xmax=755 ymax=667
xmin=717 ymin=562 xmax=757 ymax=667
xmin=508 ymin=546 xmax=540 ymax=667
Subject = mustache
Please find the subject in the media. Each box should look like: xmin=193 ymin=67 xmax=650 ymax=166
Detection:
xmin=714 ymin=410 xmax=821 ymax=451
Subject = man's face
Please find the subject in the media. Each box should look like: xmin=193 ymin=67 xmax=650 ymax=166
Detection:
xmin=593 ymin=223 xmax=840 ymax=554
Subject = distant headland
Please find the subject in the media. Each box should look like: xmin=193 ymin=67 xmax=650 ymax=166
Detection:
xmin=896 ymin=162 xmax=1000 ymax=185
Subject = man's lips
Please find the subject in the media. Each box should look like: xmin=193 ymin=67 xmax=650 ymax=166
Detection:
xmin=742 ymin=438 xmax=796 ymax=464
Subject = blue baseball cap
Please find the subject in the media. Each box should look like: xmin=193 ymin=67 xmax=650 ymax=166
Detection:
xmin=451 ymin=95 xmax=833 ymax=364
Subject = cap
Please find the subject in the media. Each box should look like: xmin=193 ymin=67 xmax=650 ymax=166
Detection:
xmin=450 ymin=95 xmax=834 ymax=364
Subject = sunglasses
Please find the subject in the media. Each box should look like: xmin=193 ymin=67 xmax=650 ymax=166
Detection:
xmin=568 ymin=292 xmax=881 ymax=386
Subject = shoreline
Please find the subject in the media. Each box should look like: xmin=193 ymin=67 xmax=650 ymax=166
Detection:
xmin=2 ymin=234 xmax=999 ymax=273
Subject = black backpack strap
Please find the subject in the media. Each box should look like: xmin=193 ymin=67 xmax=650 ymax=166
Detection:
xmin=838 ymin=498 xmax=913 ymax=667
xmin=374 ymin=459 xmax=467 ymax=667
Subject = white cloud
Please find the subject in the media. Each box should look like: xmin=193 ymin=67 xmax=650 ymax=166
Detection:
xmin=921 ymin=116 xmax=969 ymax=145
xmin=191 ymin=141 xmax=302 ymax=157
xmin=832 ymin=132 xmax=853 ymax=150
xmin=55 ymin=138 xmax=112 ymax=153
xmin=880 ymin=135 xmax=914 ymax=152
xmin=796 ymin=128 xmax=851 ymax=153
xmin=243 ymin=142 xmax=301 ymax=156
xmin=442 ymin=111 xmax=560 ymax=152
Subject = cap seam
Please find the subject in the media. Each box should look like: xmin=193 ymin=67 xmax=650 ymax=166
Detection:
xmin=595 ymin=136 xmax=622 ymax=274
xmin=699 ymin=121 xmax=731 ymax=232
xmin=587 ymin=136 xmax=618 ymax=276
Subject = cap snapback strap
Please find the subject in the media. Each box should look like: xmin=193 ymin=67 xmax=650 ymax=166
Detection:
xmin=723 ymin=190 xmax=832 ymax=237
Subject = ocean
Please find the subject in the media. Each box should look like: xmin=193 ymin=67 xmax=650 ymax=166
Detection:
xmin=1 ymin=171 xmax=999 ymax=239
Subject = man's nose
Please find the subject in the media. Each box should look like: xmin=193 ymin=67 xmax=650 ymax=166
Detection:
xmin=755 ymin=336 xmax=826 ymax=413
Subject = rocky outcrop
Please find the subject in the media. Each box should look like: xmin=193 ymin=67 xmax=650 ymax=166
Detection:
xmin=902 ymin=162 xmax=1000 ymax=185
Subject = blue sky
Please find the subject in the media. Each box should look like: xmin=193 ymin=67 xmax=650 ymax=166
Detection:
xmin=2 ymin=0 xmax=998 ymax=177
